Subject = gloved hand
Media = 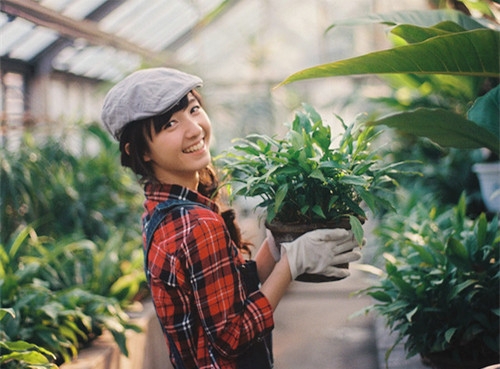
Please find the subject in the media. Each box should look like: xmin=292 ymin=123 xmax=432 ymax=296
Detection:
xmin=280 ymin=228 xmax=362 ymax=280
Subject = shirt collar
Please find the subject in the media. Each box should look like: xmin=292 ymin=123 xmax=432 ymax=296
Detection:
xmin=143 ymin=181 xmax=219 ymax=213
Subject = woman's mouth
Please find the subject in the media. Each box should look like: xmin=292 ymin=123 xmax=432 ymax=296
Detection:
xmin=183 ymin=140 xmax=205 ymax=153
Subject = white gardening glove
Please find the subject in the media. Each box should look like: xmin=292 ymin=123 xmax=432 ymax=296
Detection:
xmin=281 ymin=228 xmax=362 ymax=280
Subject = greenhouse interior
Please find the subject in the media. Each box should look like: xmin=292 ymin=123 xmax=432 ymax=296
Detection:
xmin=1 ymin=0 xmax=499 ymax=369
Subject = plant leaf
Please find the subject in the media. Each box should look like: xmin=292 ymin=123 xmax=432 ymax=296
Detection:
xmin=325 ymin=9 xmax=486 ymax=31
xmin=446 ymin=237 xmax=471 ymax=270
xmin=309 ymin=168 xmax=326 ymax=182
xmin=368 ymin=290 xmax=392 ymax=302
xmin=366 ymin=108 xmax=499 ymax=155
xmin=444 ymin=327 xmax=457 ymax=343
xmin=278 ymin=28 xmax=499 ymax=86
xmin=349 ymin=215 xmax=364 ymax=245
xmin=467 ymin=85 xmax=500 ymax=140
xmin=274 ymin=184 xmax=288 ymax=215
xmin=406 ymin=306 xmax=418 ymax=322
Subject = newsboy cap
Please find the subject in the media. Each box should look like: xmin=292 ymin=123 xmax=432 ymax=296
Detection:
xmin=101 ymin=68 xmax=203 ymax=140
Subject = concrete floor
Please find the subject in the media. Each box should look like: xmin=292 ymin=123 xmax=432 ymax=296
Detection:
xmin=272 ymin=268 xmax=380 ymax=369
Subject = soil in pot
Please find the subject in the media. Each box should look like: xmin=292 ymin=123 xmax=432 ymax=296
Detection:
xmin=421 ymin=348 xmax=499 ymax=369
xmin=266 ymin=217 xmax=355 ymax=283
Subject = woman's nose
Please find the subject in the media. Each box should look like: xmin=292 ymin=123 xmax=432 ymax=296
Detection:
xmin=185 ymin=117 xmax=203 ymax=137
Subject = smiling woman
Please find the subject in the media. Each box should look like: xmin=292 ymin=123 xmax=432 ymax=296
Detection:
xmin=100 ymin=67 xmax=362 ymax=369
xmin=119 ymin=91 xmax=212 ymax=189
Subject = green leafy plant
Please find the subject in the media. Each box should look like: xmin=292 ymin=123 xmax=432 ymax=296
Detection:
xmin=0 ymin=226 xmax=141 ymax=367
xmin=277 ymin=9 xmax=499 ymax=156
xmin=0 ymin=337 xmax=58 ymax=369
xmin=217 ymin=104 xmax=411 ymax=243
xmin=360 ymin=194 xmax=499 ymax=367
xmin=0 ymin=124 xmax=147 ymax=367
xmin=0 ymin=123 xmax=143 ymax=244
xmin=0 ymin=124 xmax=146 ymax=303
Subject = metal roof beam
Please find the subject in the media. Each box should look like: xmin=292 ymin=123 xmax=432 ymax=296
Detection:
xmin=1 ymin=0 xmax=162 ymax=63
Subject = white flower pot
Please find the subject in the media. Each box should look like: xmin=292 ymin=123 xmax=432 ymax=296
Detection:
xmin=472 ymin=162 xmax=500 ymax=213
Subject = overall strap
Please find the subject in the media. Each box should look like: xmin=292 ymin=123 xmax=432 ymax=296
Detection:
xmin=142 ymin=198 xmax=209 ymax=369
xmin=143 ymin=198 xmax=209 ymax=285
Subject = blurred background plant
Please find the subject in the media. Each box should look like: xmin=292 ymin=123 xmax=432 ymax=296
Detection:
xmin=0 ymin=123 xmax=146 ymax=367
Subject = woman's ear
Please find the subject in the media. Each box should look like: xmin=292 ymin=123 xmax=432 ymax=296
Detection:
xmin=124 ymin=142 xmax=131 ymax=156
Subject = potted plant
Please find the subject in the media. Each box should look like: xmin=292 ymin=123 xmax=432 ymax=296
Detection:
xmin=217 ymin=104 xmax=409 ymax=282
xmin=276 ymin=8 xmax=500 ymax=213
xmin=277 ymin=9 xmax=499 ymax=159
xmin=360 ymin=193 xmax=499 ymax=369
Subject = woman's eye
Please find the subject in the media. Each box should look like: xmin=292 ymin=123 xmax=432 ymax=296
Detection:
xmin=162 ymin=121 xmax=174 ymax=130
xmin=191 ymin=105 xmax=200 ymax=114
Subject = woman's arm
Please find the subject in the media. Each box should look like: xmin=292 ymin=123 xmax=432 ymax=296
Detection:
xmin=254 ymin=238 xmax=292 ymax=311
xmin=254 ymin=238 xmax=278 ymax=283
xmin=259 ymin=254 xmax=292 ymax=311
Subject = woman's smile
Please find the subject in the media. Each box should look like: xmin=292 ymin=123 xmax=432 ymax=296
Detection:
xmin=183 ymin=139 xmax=205 ymax=153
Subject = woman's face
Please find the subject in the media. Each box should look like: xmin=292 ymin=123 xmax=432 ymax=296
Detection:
xmin=143 ymin=92 xmax=212 ymax=189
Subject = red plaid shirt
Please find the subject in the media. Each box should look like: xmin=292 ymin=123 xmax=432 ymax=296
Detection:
xmin=142 ymin=182 xmax=274 ymax=368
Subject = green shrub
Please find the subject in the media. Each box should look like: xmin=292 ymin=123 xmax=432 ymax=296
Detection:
xmin=0 ymin=123 xmax=146 ymax=367
xmin=0 ymin=225 xmax=141 ymax=367
xmin=361 ymin=194 xmax=499 ymax=364
xmin=0 ymin=123 xmax=142 ymax=244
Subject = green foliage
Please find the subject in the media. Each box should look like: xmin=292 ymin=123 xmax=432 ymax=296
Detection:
xmin=368 ymin=107 xmax=498 ymax=154
xmin=277 ymin=9 xmax=500 ymax=155
xmin=0 ymin=225 xmax=141 ymax=367
xmin=0 ymin=339 xmax=58 ymax=369
xmin=0 ymin=123 xmax=146 ymax=367
xmin=379 ymin=138 xmax=484 ymax=212
xmin=217 ymin=104 xmax=412 ymax=242
xmin=361 ymin=194 xmax=499 ymax=364
xmin=0 ymin=123 xmax=143 ymax=244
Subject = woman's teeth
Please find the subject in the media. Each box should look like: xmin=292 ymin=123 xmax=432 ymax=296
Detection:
xmin=184 ymin=140 xmax=204 ymax=153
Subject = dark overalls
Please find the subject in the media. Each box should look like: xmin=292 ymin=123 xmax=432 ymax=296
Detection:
xmin=143 ymin=199 xmax=273 ymax=369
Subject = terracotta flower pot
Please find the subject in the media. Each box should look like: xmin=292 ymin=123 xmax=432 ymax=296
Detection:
xmin=265 ymin=217 xmax=355 ymax=283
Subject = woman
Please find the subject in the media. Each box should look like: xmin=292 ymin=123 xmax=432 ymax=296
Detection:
xmin=101 ymin=68 xmax=362 ymax=369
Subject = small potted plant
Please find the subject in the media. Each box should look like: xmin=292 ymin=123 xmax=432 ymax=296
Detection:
xmin=217 ymin=104 xmax=409 ymax=282
xmin=361 ymin=193 xmax=499 ymax=369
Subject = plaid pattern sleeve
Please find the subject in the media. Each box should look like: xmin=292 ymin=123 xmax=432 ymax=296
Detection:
xmin=144 ymin=187 xmax=274 ymax=369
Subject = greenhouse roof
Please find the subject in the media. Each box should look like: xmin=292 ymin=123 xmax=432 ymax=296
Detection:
xmin=1 ymin=0 xmax=235 ymax=81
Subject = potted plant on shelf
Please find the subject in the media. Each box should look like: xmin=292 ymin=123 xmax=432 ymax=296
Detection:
xmin=360 ymin=193 xmax=499 ymax=369
xmin=217 ymin=104 xmax=410 ymax=282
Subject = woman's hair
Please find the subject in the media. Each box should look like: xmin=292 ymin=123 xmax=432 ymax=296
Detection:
xmin=119 ymin=90 xmax=251 ymax=254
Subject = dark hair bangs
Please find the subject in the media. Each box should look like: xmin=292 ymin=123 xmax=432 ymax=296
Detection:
xmin=149 ymin=94 xmax=190 ymax=136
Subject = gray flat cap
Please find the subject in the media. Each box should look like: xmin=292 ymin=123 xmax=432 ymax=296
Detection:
xmin=101 ymin=68 xmax=203 ymax=140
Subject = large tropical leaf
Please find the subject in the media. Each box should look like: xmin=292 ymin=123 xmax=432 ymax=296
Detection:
xmin=467 ymin=85 xmax=500 ymax=140
xmin=367 ymin=108 xmax=499 ymax=155
xmin=278 ymin=28 xmax=499 ymax=86
xmin=325 ymin=9 xmax=487 ymax=31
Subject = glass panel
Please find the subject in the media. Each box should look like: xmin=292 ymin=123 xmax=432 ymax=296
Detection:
xmin=9 ymin=28 xmax=58 ymax=60
xmin=40 ymin=0 xmax=74 ymax=12
xmin=62 ymin=0 xmax=107 ymax=20
xmin=0 ymin=18 xmax=34 ymax=56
